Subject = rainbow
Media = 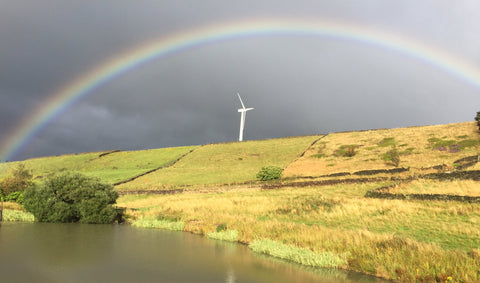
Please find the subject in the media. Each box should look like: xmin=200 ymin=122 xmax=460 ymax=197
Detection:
xmin=2 ymin=18 xmax=480 ymax=162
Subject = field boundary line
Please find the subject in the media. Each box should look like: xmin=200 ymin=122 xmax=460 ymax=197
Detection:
xmin=113 ymin=147 xmax=201 ymax=186
xmin=282 ymin=135 xmax=328 ymax=174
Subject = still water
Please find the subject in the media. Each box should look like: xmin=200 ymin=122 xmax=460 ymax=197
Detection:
xmin=0 ymin=223 xmax=385 ymax=283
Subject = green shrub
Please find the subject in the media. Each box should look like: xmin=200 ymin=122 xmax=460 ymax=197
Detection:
xmin=23 ymin=172 xmax=120 ymax=224
xmin=334 ymin=145 xmax=357 ymax=157
xmin=256 ymin=166 xmax=282 ymax=181
xmin=216 ymin=223 xmax=228 ymax=232
xmin=382 ymin=146 xmax=400 ymax=167
xmin=5 ymin=191 xmax=24 ymax=204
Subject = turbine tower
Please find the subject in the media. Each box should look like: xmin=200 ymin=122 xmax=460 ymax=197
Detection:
xmin=237 ymin=93 xmax=254 ymax=142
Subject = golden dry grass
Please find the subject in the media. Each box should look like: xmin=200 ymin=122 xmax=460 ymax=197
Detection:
xmin=283 ymin=122 xmax=480 ymax=177
xmin=390 ymin=179 xmax=480 ymax=196
xmin=118 ymin=180 xmax=480 ymax=281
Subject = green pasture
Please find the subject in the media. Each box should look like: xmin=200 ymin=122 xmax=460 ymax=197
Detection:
xmin=116 ymin=136 xmax=321 ymax=190
xmin=0 ymin=146 xmax=197 ymax=184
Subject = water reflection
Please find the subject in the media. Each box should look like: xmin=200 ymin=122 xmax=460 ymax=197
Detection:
xmin=0 ymin=223 xmax=386 ymax=283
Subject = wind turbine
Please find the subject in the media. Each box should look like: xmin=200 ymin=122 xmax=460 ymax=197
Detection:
xmin=237 ymin=93 xmax=254 ymax=142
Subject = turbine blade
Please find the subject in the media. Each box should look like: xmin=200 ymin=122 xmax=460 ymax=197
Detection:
xmin=237 ymin=93 xmax=246 ymax=109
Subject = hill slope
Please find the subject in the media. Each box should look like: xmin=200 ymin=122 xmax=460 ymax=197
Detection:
xmin=0 ymin=146 xmax=197 ymax=184
xmin=116 ymin=135 xmax=322 ymax=190
xmin=1 ymin=122 xmax=478 ymax=189
xmin=284 ymin=122 xmax=480 ymax=177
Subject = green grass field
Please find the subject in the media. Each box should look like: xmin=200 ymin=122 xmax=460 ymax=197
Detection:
xmin=116 ymin=136 xmax=321 ymax=190
xmin=0 ymin=146 xmax=197 ymax=184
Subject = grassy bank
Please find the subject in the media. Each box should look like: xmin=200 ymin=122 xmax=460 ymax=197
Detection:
xmin=119 ymin=181 xmax=480 ymax=282
xmin=1 ymin=202 xmax=34 ymax=222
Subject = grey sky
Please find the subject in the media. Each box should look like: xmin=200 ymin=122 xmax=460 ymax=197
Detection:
xmin=1 ymin=0 xmax=479 ymax=161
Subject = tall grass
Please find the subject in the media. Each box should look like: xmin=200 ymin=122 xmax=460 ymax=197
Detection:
xmin=207 ymin=230 xmax=239 ymax=242
xmin=249 ymin=239 xmax=347 ymax=268
xmin=118 ymin=181 xmax=480 ymax=281
xmin=131 ymin=217 xmax=184 ymax=231
xmin=2 ymin=209 xmax=35 ymax=222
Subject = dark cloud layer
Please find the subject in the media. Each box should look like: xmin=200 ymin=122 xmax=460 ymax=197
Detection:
xmin=1 ymin=0 xmax=479 ymax=161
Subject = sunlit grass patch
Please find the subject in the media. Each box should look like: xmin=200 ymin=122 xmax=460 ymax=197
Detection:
xmin=249 ymin=239 xmax=347 ymax=268
xmin=2 ymin=209 xmax=34 ymax=222
xmin=0 ymin=146 xmax=198 ymax=185
xmin=132 ymin=217 xmax=184 ymax=231
xmin=207 ymin=230 xmax=239 ymax=242
xmin=116 ymin=136 xmax=320 ymax=189
xmin=283 ymin=122 xmax=480 ymax=177
xmin=391 ymin=180 xmax=480 ymax=196
xmin=119 ymin=182 xmax=480 ymax=281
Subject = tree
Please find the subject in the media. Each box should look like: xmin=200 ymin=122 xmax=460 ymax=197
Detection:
xmin=23 ymin=172 xmax=120 ymax=224
xmin=475 ymin=111 xmax=480 ymax=132
xmin=0 ymin=163 xmax=33 ymax=196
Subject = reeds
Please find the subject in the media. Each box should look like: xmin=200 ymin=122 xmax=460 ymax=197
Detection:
xmin=207 ymin=230 xmax=238 ymax=242
xmin=249 ymin=238 xmax=347 ymax=268
xmin=131 ymin=217 xmax=184 ymax=231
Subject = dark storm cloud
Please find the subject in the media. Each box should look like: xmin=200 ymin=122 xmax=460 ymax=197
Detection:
xmin=1 ymin=0 xmax=479 ymax=161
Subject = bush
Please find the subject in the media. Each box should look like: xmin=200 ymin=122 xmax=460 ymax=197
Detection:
xmin=23 ymin=172 xmax=120 ymax=224
xmin=256 ymin=166 xmax=283 ymax=181
xmin=334 ymin=145 xmax=357 ymax=157
xmin=0 ymin=164 xmax=33 ymax=196
xmin=382 ymin=146 xmax=400 ymax=167
xmin=5 ymin=191 xmax=24 ymax=204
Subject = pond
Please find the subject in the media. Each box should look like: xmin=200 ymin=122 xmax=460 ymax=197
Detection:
xmin=0 ymin=223 xmax=385 ymax=282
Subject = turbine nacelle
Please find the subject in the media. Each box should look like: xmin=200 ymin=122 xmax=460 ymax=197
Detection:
xmin=238 ymin=108 xmax=254 ymax=112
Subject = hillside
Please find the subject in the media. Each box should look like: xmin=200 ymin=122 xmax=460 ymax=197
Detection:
xmin=3 ymin=121 xmax=480 ymax=281
xmin=284 ymin=121 xmax=480 ymax=177
xmin=1 ymin=122 xmax=478 ymax=189
xmin=115 ymin=135 xmax=321 ymax=190
xmin=0 ymin=146 xmax=197 ymax=184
